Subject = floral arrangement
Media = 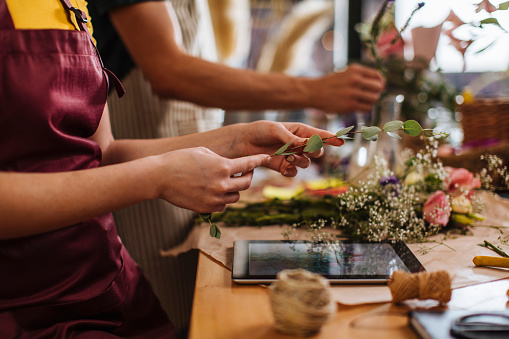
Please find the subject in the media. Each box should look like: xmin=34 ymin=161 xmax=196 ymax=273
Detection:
xmin=356 ymin=0 xmax=458 ymax=122
xmin=210 ymin=138 xmax=508 ymax=243
xmin=203 ymin=119 xmax=447 ymax=239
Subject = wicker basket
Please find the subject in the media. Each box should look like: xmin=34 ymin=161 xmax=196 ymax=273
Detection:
xmin=459 ymin=98 xmax=509 ymax=143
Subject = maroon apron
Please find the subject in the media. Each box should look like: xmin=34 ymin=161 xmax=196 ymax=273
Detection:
xmin=0 ymin=1 xmax=176 ymax=338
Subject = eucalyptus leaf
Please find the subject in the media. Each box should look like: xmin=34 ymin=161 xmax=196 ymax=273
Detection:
xmin=303 ymin=135 xmax=323 ymax=153
xmin=274 ymin=141 xmax=291 ymax=155
xmin=366 ymin=135 xmax=378 ymax=141
xmin=383 ymin=120 xmax=404 ymax=132
xmin=403 ymin=120 xmax=423 ymax=137
xmin=335 ymin=125 xmax=354 ymax=137
xmin=209 ymin=224 xmax=221 ymax=239
xmin=361 ymin=126 xmax=382 ymax=140
xmin=386 ymin=131 xmax=402 ymax=140
xmin=480 ymin=17 xmax=502 ymax=28
xmin=278 ymin=152 xmax=297 ymax=156
xmin=200 ymin=213 xmax=212 ymax=221
xmin=339 ymin=136 xmax=354 ymax=140
xmin=499 ymin=1 xmax=509 ymax=10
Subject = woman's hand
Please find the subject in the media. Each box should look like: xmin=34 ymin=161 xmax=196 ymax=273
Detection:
xmin=156 ymin=147 xmax=269 ymax=213
xmin=235 ymin=121 xmax=345 ymax=177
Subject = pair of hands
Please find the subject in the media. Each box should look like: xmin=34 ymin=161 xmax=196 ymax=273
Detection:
xmin=157 ymin=121 xmax=344 ymax=213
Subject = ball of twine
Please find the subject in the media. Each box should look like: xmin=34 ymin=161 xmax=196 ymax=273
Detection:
xmin=388 ymin=270 xmax=452 ymax=304
xmin=269 ymin=269 xmax=336 ymax=337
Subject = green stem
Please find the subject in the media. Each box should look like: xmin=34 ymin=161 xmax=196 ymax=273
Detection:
xmin=483 ymin=240 xmax=509 ymax=257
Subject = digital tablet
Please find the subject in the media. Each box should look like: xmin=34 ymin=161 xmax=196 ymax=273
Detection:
xmin=232 ymin=240 xmax=425 ymax=284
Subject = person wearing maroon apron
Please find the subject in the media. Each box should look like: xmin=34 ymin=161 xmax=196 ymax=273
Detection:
xmin=0 ymin=1 xmax=176 ymax=337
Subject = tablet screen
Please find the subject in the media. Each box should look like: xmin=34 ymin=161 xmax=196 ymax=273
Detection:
xmin=232 ymin=240 xmax=425 ymax=284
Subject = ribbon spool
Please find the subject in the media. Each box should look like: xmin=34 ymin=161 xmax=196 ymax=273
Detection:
xmin=388 ymin=270 xmax=452 ymax=304
xmin=269 ymin=269 xmax=336 ymax=337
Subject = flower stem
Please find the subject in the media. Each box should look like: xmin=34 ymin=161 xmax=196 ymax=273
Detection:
xmin=483 ymin=240 xmax=509 ymax=257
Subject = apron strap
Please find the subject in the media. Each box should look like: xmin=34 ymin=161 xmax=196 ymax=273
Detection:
xmin=0 ymin=0 xmax=16 ymax=29
xmin=59 ymin=0 xmax=125 ymax=98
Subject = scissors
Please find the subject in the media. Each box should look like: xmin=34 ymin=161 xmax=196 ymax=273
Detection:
xmin=450 ymin=312 xmax=509 ymax=339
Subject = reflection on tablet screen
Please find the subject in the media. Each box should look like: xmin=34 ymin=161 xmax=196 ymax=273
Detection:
xmin=249 ymin=242 xmax=409 ymax=277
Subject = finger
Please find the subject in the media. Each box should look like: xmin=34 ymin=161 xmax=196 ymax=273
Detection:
xmin=356 ymin=88 xmax=382 ymax=104
xmin=209 ymin=204 xmax=227 ymax=213
xmin=355 ymin=101 xmax=377 ymax=113
xmin=229 ymin=154 xmax=269 ymax=176
xmin=227 ymin=170 xmax=254 ymax=193
xmin=282 ymin=165 xmax=298 ymax=177
xmin=305 ymin=148 xmax=324 ymax=159
xmin=353 ymin=64 xmax=384 ymax=81
xmin=285 ymin=154 xmax=311 ymax=168
xmin=222 ymin=192 xmax=241 ymax=205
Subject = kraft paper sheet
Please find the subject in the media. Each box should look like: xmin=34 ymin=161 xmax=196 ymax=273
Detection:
xmin=162 ymin=190 xmax=509 ymax=305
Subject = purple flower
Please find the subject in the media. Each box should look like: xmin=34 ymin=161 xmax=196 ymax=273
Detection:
xmin=417 ymin=2 xmax=425 ymax=9
xmin=380 ymin=176 xmax=400 ymax=196
xmin=380 ymin=176 xmax=400 ymax=186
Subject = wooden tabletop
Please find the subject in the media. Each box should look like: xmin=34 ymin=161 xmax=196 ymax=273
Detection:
xmin=189 ymin=251 xmax=509 ymax=339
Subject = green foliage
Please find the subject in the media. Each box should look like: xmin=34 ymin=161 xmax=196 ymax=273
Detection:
xmin=303 ymin=135 xmax=323 ymax=153
xmin=335 ymin=125 xmax=355 ymax=138
xmin=274 ymin=141 xmax=292 ymax=156
xmin=361 ymin=126 xmax=382 ymax=141
xmin=499 ymin=1 xmax=509 ymax=10
xmin=209 ymin=224 xmax=221 ymax=239
xmin=383 ymin=120 xmax=404 ymax=132
xmin=201 ymin=213 xmax=221 ymax=239
xmin=403 ymin=120 xmax=423 ymax=137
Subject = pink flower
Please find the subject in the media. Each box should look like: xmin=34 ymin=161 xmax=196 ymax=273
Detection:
xmin=446 ymin=168 xmax=481 ymax=194
xmin=423 ymin=191 xmax=451 ymax=226
xmin=376 ymin=29 xmax=405 ymax=58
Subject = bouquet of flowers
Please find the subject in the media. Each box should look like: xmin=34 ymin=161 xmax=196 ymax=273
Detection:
xmin=211 ymin=139 xmax=508 ymax=243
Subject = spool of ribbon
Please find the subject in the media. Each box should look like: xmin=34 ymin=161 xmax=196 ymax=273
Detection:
xmin=388 ymin=270 xmax=452 ymax=304
xmin=269 ymin=269 xmax=336 ymax=337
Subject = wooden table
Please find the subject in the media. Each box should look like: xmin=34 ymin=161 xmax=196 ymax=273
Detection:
xmin=189 ymin=252 xmax=509 ymax=339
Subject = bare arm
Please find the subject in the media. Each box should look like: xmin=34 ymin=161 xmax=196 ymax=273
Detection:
xmin=108 ymin=1 xmax=384 ymax=113
xmin=1 ymin=106 xmax=343 ymax=239
xmin=0 ymin=106 xmax=266 ymax=239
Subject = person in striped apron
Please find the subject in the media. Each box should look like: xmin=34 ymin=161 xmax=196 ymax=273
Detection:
xmin=88 ymin=0 xmax=384 ymax=335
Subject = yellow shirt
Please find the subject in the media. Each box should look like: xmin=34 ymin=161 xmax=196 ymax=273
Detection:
xmin=6 ymin=0 xmax=94 ymax=36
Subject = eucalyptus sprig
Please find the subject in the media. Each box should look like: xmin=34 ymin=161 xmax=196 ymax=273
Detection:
xmin=200 ymin=213 xmax=221 ymax=239
xmin=272 ymin=119 xmax=448 ymax=157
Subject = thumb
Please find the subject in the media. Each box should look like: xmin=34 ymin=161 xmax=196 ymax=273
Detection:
xmin=229 ymin=154 xmax=270 ymax=175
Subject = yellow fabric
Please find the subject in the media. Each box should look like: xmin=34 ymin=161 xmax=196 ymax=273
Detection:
xmin=6 ymin=0 xmax=94 ymax=37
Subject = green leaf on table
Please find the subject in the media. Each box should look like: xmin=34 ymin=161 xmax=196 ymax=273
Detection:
xmin=303 ymin=135 xmax=323 ymax=153
xmin=499 ymin=1 xmax=509 ymax=10
xmin=383 ymin=120 xmax=404 ymax=132
xmin=361 ymin=126 xmax=382 ymax=141
xmin=274 ymin=141 xmax=291 ymax=155
xmin=403 ymin=120 xmax=423 ymax=137
xmin=335 ymin=126 xmax=354 ymax=137
xmin=209 ymin=224 xmax=221 ymax=239
xmin=386 ymin=131 xmax=402 ymax=140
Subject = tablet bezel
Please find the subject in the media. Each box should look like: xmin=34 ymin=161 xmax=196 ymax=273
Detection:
xmin=232 ymin=239 xmax=425 ymax=284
